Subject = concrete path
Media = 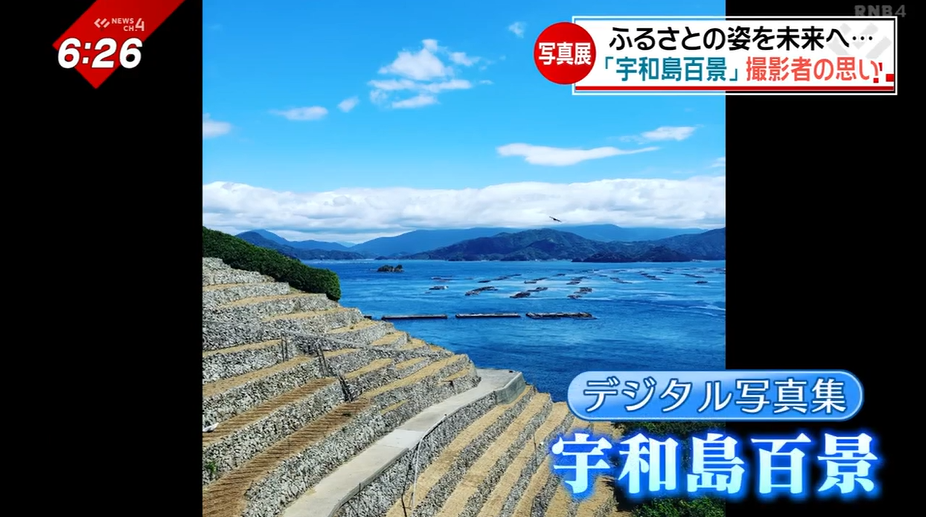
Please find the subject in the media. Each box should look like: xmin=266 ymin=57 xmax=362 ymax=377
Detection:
xmin=282 ymin=368 xmax=525 ymax=517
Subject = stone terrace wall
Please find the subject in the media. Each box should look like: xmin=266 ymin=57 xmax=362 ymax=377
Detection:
xmin=333 ymin=393 xmax=501 ymax=517
xmin=203 ymin=258 xmax=591 ymax=517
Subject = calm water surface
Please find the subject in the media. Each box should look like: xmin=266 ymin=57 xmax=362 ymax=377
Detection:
xmin=302 ymin=259 xmax=725 ymax=401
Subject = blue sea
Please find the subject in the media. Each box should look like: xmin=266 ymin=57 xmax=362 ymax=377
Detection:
xmin=302 ymin=260 xmax=725 ymax=402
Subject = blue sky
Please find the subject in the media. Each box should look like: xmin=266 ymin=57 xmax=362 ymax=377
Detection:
xmin=203 ymin=0 xmax=725 ymax=243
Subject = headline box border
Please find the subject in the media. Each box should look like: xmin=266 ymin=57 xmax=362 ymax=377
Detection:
xmin=568 ymin=369 xmax=865 ymax=422
xmin=569 ymin=16 xmax=899 ymax=96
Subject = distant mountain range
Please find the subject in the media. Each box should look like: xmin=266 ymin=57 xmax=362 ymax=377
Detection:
xmin=245 ymin=230 xmax=355 ymax=252
xmin=231 ymin=225 xmax=725 ymax=263
xmin=402 ymin=228 xmax=725 ymax=262
xmin=236 ymin=232 xmax=367 ymax=260
xmin=236 ymin=225 xmax=707 ymax=258
xmin=575 ymin=229 xmax=726 ymax=262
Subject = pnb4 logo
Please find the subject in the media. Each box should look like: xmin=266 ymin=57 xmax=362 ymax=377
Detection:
xmin=855 ymin=5 xmax=907 ymax=16
xmin=94 ymin=18 xmax=146 ymax=32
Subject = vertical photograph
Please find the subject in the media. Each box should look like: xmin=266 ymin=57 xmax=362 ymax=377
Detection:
xmin=202 ymin=1 xmax=725 ymax=516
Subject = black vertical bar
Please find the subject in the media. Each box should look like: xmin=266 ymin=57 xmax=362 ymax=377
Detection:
xmin=725 ymin=1 xmax=907 ymax=515
xmin=26 ymin=0 xmax=204 ymax=511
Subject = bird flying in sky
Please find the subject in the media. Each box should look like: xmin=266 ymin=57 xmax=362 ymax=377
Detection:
xmin=549 ymin=216 xmax=562 ymax=223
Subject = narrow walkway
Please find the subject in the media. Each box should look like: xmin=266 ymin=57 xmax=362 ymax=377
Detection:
xmin=281 ymin=368 xmax=524 ymax=517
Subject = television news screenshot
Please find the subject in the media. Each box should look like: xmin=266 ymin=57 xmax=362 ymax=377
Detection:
xmin=38 ymin=0 xmax=908 ymax=515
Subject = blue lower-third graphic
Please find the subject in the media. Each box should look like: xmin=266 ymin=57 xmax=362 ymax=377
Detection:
xmin=549 ymin=432 xmax=614 ymax=499
xmin=548 ymin=429 xmax=881 ymax=502
xmin=568 ymin=370 xmax=863 ymax=421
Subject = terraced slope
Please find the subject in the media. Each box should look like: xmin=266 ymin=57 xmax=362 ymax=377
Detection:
xmin=365 ymin=399 xmax=627 ymax=517
xmin=532 ymin=422 xmax=626 ymax=517
xmin=202 ymin=258 xmax=627 ymax=517
xmin=202 ymin=259 xmax=480 ymax=517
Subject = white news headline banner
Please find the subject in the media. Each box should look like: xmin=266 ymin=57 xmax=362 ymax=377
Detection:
xmin=571 ymin=16 xmax=897 ymax=96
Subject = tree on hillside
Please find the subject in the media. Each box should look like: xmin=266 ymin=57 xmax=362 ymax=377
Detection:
xmin=608 ymin=421 xmax=726 ymax=517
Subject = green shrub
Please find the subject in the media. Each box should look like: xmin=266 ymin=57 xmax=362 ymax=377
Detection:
xmin=631 ymin=496 xmax=725 ymax=517
xmin=611 ymin=421 xmax=727 ymax=517
xmin=620 ymin=421 xmax=725 ymax=466
xmin=203 ymin=227 xmax=341 ymax=301
xmin=621 ymin=421 xmax=725 ymax=437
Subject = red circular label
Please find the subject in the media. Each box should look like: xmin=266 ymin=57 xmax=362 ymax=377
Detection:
xmin=533 ymin=22 xmax=596 ymax=85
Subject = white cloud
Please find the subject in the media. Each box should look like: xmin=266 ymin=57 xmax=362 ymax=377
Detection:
xmin=508 ymin=22 xmax=526 ymax=37
xmin=369 ymin=79 xmax=418 ymax=92
xmin=203 ymin=114 xmax=231 ymax=139
xmin=478 ymin=80 xmax=493 ymax=85
xmin=369 ymin=90 xmax=388 ymax=104
xmin=371 ymin=39 xmax=486 ymax=109
xmin=203 ymin=176 xmax=725 ymax=242
xmin=449 ymin=52 xmax=480 ymax=66
xmin=378 ymin=43 xmax=451 ymax=81
xmin=497 ymin=143 xmax=659 ymax=166
xmin=641 ymin=126 xmax=697 ymax=141
xmin=337 ymin=97 xmax=359 ymax=112
xmin=369 ymin=78 xmax=473 ymax=94
xmin=622 ymin=126 xmax=697 ymax=143
xmin=271 ymin=106 xmax=328 ymax=121
xmin=710 ymin=157 xmax=726 ymax=168
xmin=392 ymin=94 xmax=437 ymax=109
